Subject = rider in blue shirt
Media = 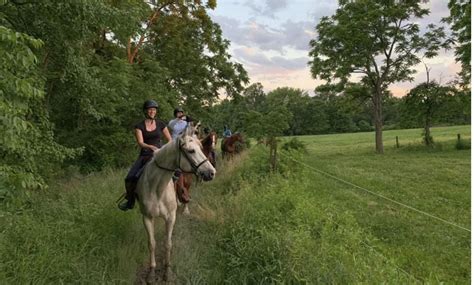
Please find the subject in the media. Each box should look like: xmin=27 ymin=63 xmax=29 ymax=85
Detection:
xmin=223 ymin=125 xmax=232 ymax=138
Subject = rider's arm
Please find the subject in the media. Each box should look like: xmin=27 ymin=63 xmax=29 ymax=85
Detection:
xmin=162 ymin=127 xmax=172 ymax=142
xmin=135 ymin=129 xmax=158 ymax=151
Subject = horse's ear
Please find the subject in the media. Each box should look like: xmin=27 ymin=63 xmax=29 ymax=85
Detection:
xmin=184 ymin=123 xmax=195 ymax=137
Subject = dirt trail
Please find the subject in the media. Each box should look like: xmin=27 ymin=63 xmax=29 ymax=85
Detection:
xmin=133 ymin=206 xmax=206 ymax=285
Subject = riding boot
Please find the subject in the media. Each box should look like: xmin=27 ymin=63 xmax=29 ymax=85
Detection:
xmin=118 ymin=181 xmax=136 ymax=211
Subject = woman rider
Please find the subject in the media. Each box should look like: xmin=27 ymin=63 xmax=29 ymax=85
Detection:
xmin=118 ymin=99 xmax=172 ymax=211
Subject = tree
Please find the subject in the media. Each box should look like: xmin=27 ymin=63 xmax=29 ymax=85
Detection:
xmin=443 ymin=0 xmax=471 ymax=84
xmin=309 ymin=0 xmax=447 ymax=153
xmin=148 ymin=5 xmax=248 ymax=115
xmin=404 ymin=82 xmax=456 ymax=146
xmin=1 ymin=0 xmax=247 ymax=171
xmin=126 ymin=0 xmax=217 ymax=64
xmin=0 ymin=26 xmax=78 ymax=190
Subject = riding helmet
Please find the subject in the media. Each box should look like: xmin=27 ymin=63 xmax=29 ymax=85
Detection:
xmin=174 ymin=107 xmax=184 ymax=117
xmin=143 ymin=100 xmax=159 ymax=110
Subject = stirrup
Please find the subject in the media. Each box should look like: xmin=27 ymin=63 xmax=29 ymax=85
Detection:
xmin=118 ymin=199 xmax=134 ymax=211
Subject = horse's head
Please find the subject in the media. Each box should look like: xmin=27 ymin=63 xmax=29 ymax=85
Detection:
xmin=178 ymin=123 xmax=216 ymax=181
xmin=234 ymin=132 xmax=244 ymax=143
xmin=210 ymin=131 xmax=217 ymax=149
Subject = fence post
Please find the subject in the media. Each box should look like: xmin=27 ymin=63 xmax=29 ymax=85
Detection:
xmin=457 ymin=134 xmax=461 ymax=143
xmin=396 ymin=136 xmax=400 ymax=148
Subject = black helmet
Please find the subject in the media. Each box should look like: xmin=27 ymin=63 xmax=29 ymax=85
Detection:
xmin=174 ymin=107 xmax=184 ymax=117
xmin=143 ymin=100 xmax=159 ymax=110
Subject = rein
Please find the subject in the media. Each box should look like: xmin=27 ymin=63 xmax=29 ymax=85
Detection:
xmin=154 ymin=140 xmax=208 ymax=176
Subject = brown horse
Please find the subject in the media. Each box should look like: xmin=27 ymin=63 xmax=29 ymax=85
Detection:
xmin=176 ymin=126 xmax=217 ymax=215
xmin=221 ymin=132 xmax=244 ymax=160
xmin=200 ymin=131 xmax=217 ymax=167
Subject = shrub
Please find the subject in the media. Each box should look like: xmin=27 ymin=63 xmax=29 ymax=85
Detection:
xmin=281 ymin=138 xmax=307 ymax=152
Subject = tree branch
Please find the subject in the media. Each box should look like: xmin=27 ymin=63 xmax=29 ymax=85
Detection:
xmin=127 ymin=1 xmax=174 ymax=64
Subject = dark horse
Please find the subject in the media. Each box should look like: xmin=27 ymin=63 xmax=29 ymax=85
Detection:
xmin=221 ymin=132 xmax=244 ymax=160
xmin=176 ymin=127 xmax=217 ymax=214
xmin=200 ymin=131 xmax=217 ymax=167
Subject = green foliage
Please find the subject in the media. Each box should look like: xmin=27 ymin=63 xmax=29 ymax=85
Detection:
xmin=0 ymin=25 xmax=79 ymax=190
xmin=443 ymin=0 xmax=471 ymax=84
xmin=281 ymin=137 xmax=307 ymax=152
xmin=403 ymin=82 xmax=457 ymax=146
xmin=173 ymin=127 xmax=471 ymax=283
xmin=309 ymin=0 xmax=448 ymax=152
xmin=1 ymin=0 xmax=248 ymax=175
xmin=0 ymin=170 xmax=145 ymax=284
xmin=0 ymin=126 xmax=469 ymax=283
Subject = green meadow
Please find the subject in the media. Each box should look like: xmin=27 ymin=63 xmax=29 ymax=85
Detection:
xmin=1 ymin=126 xmax=470 ymax=284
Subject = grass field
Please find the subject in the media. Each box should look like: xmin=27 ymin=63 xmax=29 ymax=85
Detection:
xmin=0 ymin=125 xmax=470 ymax=284
xmin=281 ymin=126 xmax=471 ymax=283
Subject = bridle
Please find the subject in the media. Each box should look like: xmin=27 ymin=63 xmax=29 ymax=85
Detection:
xmin=155 ymin=139 xmax=209 ymax=176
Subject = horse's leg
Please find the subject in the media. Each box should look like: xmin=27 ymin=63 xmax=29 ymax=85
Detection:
xmin=183 ymin=174 xmax=192 ymax=215
xmin=163 ymin=210 xmax=177 ymax=281
xmin=143 ymin=215 xmax=156 ymax=269
xmin=183 ymin=204 xmax=190 ymax=215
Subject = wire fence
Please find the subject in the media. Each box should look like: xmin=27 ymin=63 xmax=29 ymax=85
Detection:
xmin=279 ymin=152 xmax=471 ymax=233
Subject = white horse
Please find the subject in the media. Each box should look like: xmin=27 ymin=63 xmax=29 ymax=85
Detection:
xmin=136 ymin=124 xmax=216 ymax=281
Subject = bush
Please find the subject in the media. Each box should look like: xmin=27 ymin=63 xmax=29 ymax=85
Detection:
xmin=281 ymin=137 xmax=307 ymax=152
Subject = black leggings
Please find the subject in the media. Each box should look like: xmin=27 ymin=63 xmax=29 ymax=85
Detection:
xmin=125 ymin=155 xmax=151 ymax=193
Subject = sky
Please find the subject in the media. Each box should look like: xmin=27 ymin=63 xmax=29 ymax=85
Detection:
xmin=208 ymin=0 xmax=461 ymax=97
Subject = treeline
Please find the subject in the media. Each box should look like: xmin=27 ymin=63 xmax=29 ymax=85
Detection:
xmin=208 ymin=83 xmax=470 ymax=139
xmin=1 ymin=0 xmax=470 ymax=191
xmin=0 ymin=0 xmax=248 ymax=190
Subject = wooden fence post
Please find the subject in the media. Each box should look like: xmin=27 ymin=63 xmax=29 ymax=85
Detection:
xmin=457 ymin=134 xmax=461 ymax=143
xmin=396 ymin=136 xmax=400 ymax=148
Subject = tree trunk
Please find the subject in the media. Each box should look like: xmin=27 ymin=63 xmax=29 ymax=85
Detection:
xmin=374 ymin=88 xmax=384 ymax=154
xmin=269 ymin=137 xmax=277 ymax=171
xmin=424 ymin=112 xmax=433 ymax=146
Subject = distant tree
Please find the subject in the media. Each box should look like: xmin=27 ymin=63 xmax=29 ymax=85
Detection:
xmin=443 ymin=0 xmax=471 ymax=84
xmin=404 ymin=82 xmax=456 ymax=146
xmin=265 ymin=87 xmax=311 ymax=136
xmin=309 ymin=0 xmax=448 ymax=153
xmin=241 ymin=83 xmax=267 ymax=113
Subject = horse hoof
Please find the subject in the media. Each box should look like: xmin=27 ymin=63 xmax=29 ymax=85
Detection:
xmin=183 ymin=207 xmax=190 ymax=215
xmin=163 ymin=265 xmax=172 ymax=282
xmin=146 ymin=268 xmax=156 ymax=284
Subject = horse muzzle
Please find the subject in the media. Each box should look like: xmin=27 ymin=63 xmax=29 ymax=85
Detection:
xmin=200 ymin=169 xmax=215 ymax=181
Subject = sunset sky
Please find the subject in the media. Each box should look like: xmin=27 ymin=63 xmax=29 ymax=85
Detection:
xmin=208 ymin=0 xmax=461 ymax=97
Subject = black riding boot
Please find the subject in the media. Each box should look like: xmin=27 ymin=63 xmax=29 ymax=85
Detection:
xmin=118 ymin=181 xmax=136 ymax=211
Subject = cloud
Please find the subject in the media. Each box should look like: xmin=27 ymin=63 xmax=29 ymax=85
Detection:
xmin=244 ymin=0 xmax=288 ymax=18
xmin=211 ymin=15 xmax=315 ymax=53
xmin=233 ymin=47 xmax=309 ymax=71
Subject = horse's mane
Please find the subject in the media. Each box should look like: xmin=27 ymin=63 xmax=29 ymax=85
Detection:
xmin=150 ymin=130 xmax=203 ymax=165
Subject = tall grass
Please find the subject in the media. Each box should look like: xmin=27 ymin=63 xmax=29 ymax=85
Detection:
xmin=0 ymin=170 xmax=146 ymax=284
xmin=171 ymin=126 xmax=470 ymax=283
xmin=1 ymin=126 xmax=470 ymax=283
